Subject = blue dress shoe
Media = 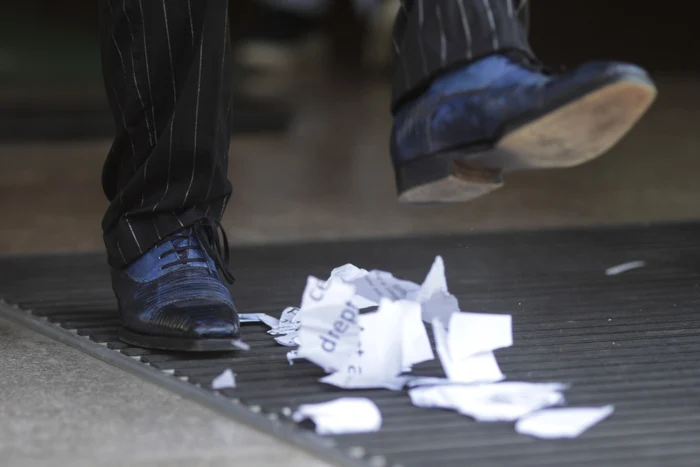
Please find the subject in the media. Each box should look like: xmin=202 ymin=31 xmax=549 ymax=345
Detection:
xmin=111 ymin=219 xmax=240 ymax=352
xmin=391 ymin=55 xmax=657 ymax=203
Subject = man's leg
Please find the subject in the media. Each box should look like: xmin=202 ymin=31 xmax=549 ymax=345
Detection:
xmin=390 ymin=0 xmax=657 ymax=203
xmin=99 ymin=0 xmax=240 ymax=351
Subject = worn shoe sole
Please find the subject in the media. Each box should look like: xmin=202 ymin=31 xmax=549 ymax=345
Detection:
xmin=119 ymin=328 xmax=242 ymax=352
xmin=396 ymin=77 xmax=657 ymax=204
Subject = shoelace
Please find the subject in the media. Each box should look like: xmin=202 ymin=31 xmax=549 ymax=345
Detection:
xmin=157 ymin=218 xmax=235 ymax=284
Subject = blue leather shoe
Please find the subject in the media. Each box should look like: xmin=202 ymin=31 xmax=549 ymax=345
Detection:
xmin=111 ymin=219 xmax=240 ymax=352
xmin=391 ymin=55 xmax=657 ymax=203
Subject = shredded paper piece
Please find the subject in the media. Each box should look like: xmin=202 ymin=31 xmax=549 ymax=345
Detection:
xmin=238 ymin=313 xmax=280 ymax=328
xmin=409 ymin=382 xmax=568 ymax=422
xmin=409 ymin=256 xmax=461 ymax=323
xmin=292 ymin=397 xmax=382 ymax=435
xmin=320 ymin=299 xmax=423 ymax=390
xmin=296 ymin=277 xmax=361 ymax=372
xmin=432 ymin=313 xmax=512 ymax=384
xmin=211 ymin=369 xmax=237 ymax=390
xmin=271 ymin=256 xmax=615 ymax=440
xmin=605 ymin=261 xmax=646 ymax=276
xmin=516 ymin=406 xmax=615 ymax=439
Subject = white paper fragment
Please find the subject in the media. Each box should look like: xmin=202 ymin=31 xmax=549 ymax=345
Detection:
xmin=329 ymin=264 xmax=369 ymax=282
xmin=274 ymin=334 xmax=300 ymax=347
xmin=409 ymin=382 xmax=567 ymax=422
xmin=232 ymin=339 xmax=251 ymax=351
xmin=212 ymin=369 xmax=237 ymax=389
xmin=447 ymin=312 xmax=513 ymax=359
xmin=516 ymin=406 xmax=614 ymax=439
xmin=295 ymin=277 xmax=361 ymax=372
xmin=292 ymin=398 xmax=382 ymax=435
xmin=268 ymin=307 xmax=301 ymax=335
xmin=400 ymin=300 xmax=434 ymax=371
xmin=405 ymin=376 xmax=451 ymax=388
xmin=605 ymin=261 xmax=646 ymax=276
xmin=258 ymin=314 xmax=280 ymax=328
xmin=239 ymin=313 xmax=263 ymax=323
xmin=433 ymin=317 xmax=506 ymax=384
xmin=320 ymin=373 xmax=411 ymax=391
xmin=239 ymin=313 xmax=280 ymax=328
xmin=408 ymin=256 xmax=461 ymax=323
xmin=320 ymin=299 xmax=405 ymax=389
xmin=286 ymin=350 xmax=300 ymax=365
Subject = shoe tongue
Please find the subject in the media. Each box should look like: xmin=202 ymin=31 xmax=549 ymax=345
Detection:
xmin=169 ymin=229 xmax=206 ymax=264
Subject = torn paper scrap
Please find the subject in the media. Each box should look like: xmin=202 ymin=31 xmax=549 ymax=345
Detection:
xmin=408 ymin=256 xmax=460 ymax=323
xmin=232 ymin=339 xmax=251 ymax=351
xmin=292 ymin=398 xmax=382 ymax=435
xmin=274 ymin=334 xmax=300 ymax=347
xmin=400 ymin=300 xmax=434 ymax=370
xmin=320 ymin=373 xmax=411 ymax=391
xmin=433 ymin=317 xmax=505 ymax=384
xmin=239 ymin=313 xmax=280 ymax=328
xmin=447 ymin=312 xmax=513 ymax=358
xmin=605 ymin=261 xmax=646 ymax=276
xmin=350 ymin=270 xmax=421 ymax=307
xmin=286 ymin=350 xmax=300 ymax=365
xmin=258 ymin=314 xmax=280 ymax=328
xmin=295 ymin=277 xmax=361 ymax=372
xmin=405 ymin=376 xmax=451 ymax=388
xmin=409 ymin=382 xmax=567 ymax=422
xmin=319 ymin=299 xmax=406 ymax=389
xmin=329 ymin=264 xmax=369 ymax=282
xmin=239 ymin=313 xmax=263 ymax=323
xmin=268 ymin=307 xmax=301 ymax=336
xmin=299 ymin=276 xmax=357 ymax=311
xmin=515 ymin=405 xmax=614 ymax=439
xmin=212 ymin=369 xmax=237 ymax=390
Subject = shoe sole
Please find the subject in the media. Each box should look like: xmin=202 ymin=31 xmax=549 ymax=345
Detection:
xmin=119 ymin=328 xmax=242 ymax=352
xmin=396 ymin=77 xmax=658 ymax=204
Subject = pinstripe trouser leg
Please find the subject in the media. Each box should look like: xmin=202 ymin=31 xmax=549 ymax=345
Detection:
xmin=99 ymin=0 xmax=233 ymax=269
xmin=391 ymin=0 xmax=535 ymax=113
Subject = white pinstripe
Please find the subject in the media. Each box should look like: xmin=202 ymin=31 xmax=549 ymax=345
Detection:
xmin=219 ymin=194 xmax=229 ymax=221
xmin=481 ymin=0 xmax=499 ymax=49
xmin=436 ymin=4 xmax=446 ymax=66
xmin=136 ymin=0 xmax=156 ymax=211
xmin=392 ymin=36 xmax=411 ymax=89
xmin=173 ymin=212 xmax=185 ymax=228
xmin=125 ymin=215 xmax=143 ymax=253
xmin=186 ymin=0 xmax=195 ymax=48
xmin=137 ymin=0 xmax=157 ymax=147
xmin=204 ymin=1 xmax=229 ymax=216
xmin=152 ymin=219 xmax=162 ymax=239
xmin=455 ymin=0 xmax=473 ymax=59
xmin=116 ymin=239 xmax=127 ymax=263
xmin=152 ymin=0 xmax=177 ymax=214
xmin=105 ymin=5 xmax=144 ymax=253
xmin=417 ymin=0 xmax=428 ymax=74
xmin=122 ymin=1 xmax=155 ymax=149
xmin=182 ymin=34 xmax=203 ymax=207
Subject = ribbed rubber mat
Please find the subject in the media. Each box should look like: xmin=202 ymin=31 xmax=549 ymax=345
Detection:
xmin=2 ymin=222 xmax=700 ymax=467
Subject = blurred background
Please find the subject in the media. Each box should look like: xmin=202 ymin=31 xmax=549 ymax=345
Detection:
xmin=1 ymin=0 xmax=699 ymax=257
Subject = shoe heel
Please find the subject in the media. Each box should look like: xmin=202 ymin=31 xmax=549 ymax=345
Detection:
xmin=395 ymin=152 xmax=504 ymax=204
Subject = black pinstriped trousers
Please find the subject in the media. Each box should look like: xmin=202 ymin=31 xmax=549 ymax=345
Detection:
xmin=100 ymin=0 xmax=533 ymax=269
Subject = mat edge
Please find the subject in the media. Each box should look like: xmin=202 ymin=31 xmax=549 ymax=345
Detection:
xmin=0 ymin=299 xmax=370 ymax=467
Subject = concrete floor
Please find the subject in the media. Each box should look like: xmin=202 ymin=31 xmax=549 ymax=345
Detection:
xmin=0 ymin=316 xmax=329 ymax=467
xmin=1 ymin=71 xmax=700 ymax=467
